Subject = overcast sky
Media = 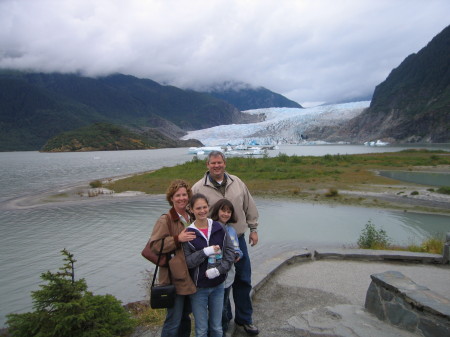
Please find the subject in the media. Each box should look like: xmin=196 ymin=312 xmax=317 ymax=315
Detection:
xmin=1 ymin=0 xmax=449 ymax=106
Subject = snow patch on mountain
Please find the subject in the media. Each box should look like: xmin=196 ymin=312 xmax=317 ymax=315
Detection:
xmin=182 ymin=101 xmax=370 ymax=146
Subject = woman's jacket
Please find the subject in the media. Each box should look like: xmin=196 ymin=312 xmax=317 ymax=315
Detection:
xmin=183 ymin=219 xmax=235 ymax=288
xmin=149 ymin=207 xmax=196 ymax=295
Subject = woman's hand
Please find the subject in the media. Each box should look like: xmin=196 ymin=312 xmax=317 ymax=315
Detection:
xmin=178 ymin=228 xmax=196 ymax=242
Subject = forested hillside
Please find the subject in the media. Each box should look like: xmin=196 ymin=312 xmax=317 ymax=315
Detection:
xmin=0 ymin=72 xmax=250 ymax=151
xmin=41 ymin=122 xmax=202 ymax=152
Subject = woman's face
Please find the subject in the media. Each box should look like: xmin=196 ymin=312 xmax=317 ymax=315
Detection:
xmin=218 ymin=207 xmax=232 ymax=224
xmin=171 ymin=187 xmax=189 ymax=211
xmin=192 ymin=198 xmax=209 ymax=221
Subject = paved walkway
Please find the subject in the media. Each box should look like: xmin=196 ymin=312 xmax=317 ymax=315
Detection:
xmin=232 ymin=249 xmax=450 ymax=337
xmin=133 ymin=248 xmax=450 ymax=337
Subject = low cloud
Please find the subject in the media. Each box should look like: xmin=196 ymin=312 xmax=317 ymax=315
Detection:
xmin=1 ymin=0 xmax=448 ymax=104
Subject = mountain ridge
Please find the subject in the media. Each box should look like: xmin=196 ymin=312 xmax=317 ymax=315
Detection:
xmin=0 ymin=72 xmax=266 ymax=151
xmin=340 ymin=24 xmax=450 ymax=143
xmin=203 ymin=81 xmax=302 ymax=110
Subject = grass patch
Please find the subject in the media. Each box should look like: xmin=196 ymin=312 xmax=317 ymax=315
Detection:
xmin=126 ymin=302 xmax=166 ymax=327
xmin=437 ymin=186 xmax=450 ymax=195
xmin=47 ymin=193 xmax=69 ymax=199
xmin=104 ymin=150 xmax=450 ymax=198
xmin=390 ymin=234 xmax=445 ymax=254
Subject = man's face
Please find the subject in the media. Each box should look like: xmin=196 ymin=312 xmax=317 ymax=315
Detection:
xmin=207 ymin=155 xmax=226 ymax=181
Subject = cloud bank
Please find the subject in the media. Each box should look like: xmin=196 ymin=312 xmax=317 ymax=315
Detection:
xmin=1 ymin=0 xmax=449 ymax=105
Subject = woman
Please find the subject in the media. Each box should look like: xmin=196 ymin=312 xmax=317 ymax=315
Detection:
xmin=183 ymin=193 xmax=235 ymax=337
xmin=149 ymin=179 xmax=197 ymax=337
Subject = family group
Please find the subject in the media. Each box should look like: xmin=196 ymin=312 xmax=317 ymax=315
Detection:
xmin=148 ymin=150 xmax=260 ymax=337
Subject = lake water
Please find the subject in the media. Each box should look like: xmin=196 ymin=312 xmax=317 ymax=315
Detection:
xmin=1 ymin=144 xmax=450 ymax=327
xmin=379 ymin=170 xmax=450 ymax=187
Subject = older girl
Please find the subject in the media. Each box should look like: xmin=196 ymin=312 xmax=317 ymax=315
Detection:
xmin=183 ymin=193 xmax=235 ymax=337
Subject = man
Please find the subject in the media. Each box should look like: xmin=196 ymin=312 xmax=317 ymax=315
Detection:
xmin=192 ymin=150 xmax=259 ymax=335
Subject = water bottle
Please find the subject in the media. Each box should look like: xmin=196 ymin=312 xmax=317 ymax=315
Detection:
xmin=207 ymin=248 xmax=222 ymax=269
xmin=207 ymin=254 xmax=216 ymax=268
xmin=215 ymin=248 xmax=222 ymax=265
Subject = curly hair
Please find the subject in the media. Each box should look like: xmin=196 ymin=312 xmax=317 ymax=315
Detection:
xmin=165 ymin=179 xmax=192 ymax=206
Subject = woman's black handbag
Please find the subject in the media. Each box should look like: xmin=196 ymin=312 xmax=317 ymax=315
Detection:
xmin=150 ymin=238 xmax=176 ymax=309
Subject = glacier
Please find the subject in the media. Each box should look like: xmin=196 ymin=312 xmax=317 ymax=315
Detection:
xmin=182 ymin=101 xmax=370 ymax=146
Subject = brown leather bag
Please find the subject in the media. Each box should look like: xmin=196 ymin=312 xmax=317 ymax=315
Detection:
xmin=141 ymin=239 xmax=169 ymax=267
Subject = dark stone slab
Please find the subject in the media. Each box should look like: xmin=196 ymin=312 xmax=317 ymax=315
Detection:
xmin=418 ymin=317 xmax=450 ymax=337
xmin=314 ymin=248 xmax=443 ymax=264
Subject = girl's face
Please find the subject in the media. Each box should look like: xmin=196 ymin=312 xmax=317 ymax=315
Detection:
xmin=218 ymin=207 xmax=232 ymax=224
xmin=192 ymin=198 xmax=209 ymax=220
xmin=171 ymin=187 xmax=189 ymax=212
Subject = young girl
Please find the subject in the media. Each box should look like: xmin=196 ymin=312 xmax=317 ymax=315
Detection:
xmin=183 ymin=193 xmax=235 ymax=337
xmin=210 ymin=199 xmax=243 ymax=335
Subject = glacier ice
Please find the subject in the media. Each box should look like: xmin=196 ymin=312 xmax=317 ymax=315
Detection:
xmin=182 ymin=101 xmax=370 ymax=146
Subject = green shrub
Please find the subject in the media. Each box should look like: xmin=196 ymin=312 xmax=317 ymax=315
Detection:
xmin=324 ymin=188 xmax=339 ymax=197
xmin=410 ymin=191 xmax=419 ymax=195
xmin=437 ymin=186 xmax=450 ymax=195
xmin=89 ymin=180 xmax=103 ymax=188
xmin=6 ymin=249 xmax=135 ymax=337
xmin=276 ymin=152 xmax=289 ymax=162
xmin=357 ymin=221 xmax=391 ymax=249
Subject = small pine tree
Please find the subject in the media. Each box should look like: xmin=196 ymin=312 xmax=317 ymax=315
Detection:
xmin=6 ymin=249 xmax=135 ymax=337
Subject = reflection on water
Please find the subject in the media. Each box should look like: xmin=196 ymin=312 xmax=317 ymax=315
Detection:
xmin=379 ymin=170 xmax=450 ymax=187
xmin=1 ymin=195 xmax=449 ymax=326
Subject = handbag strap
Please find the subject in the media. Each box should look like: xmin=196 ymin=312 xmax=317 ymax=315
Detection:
xmin=151 ymin=213 xmax=178 ymax=288
xmin=150 ymin=237 xmax=173 ymax=287
xmin=151 ymin=238 xmax=165 ymax=287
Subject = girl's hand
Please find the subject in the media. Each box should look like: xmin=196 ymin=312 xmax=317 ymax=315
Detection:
xmin=205 ymin=268 xmax=220 ymax=279
xmin=178 ymin=228 xmax=196 ymax=242
xmin=203 ymin=245 xmax=219 ymax=256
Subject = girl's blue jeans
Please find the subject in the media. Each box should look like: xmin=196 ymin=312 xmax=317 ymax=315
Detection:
xmin=190 ymin=283 xmax=225 ymax=337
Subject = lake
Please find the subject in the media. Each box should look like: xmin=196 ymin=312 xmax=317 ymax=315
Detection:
xmin=1 ymin=144 xmax=450 ymax=327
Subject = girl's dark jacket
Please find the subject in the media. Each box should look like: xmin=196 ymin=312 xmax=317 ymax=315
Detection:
xmin=183 ymin=219 xmax=235 ymax=288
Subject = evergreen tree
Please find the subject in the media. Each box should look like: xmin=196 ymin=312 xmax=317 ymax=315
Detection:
xmin=6 ymin=249 xmax=135 ymax=337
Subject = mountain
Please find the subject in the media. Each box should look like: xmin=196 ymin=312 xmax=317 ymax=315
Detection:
xmin=0 ymin=71 xmax=259 ymax=151
xmin=204 ymin=81 xmax=303 ymax=110
xmin=341 ymin=25 xmax=450 ymax=143
xmin=41 ymin=122 xmax=202 ymax=152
